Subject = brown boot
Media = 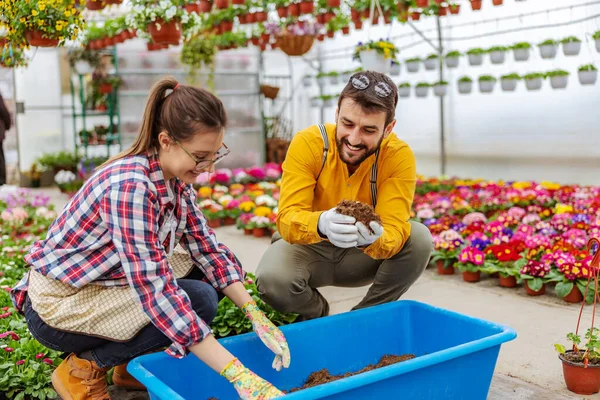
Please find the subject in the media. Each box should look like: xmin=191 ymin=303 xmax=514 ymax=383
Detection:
xmin=112 ymin=362 xmax=146 ymax=391
xmin=52 ymin=353 xmax=111 ymax=400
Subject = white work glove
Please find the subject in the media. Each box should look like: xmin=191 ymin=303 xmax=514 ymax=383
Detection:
xmin=317 ymin=208 xmax=358 ymax=248
xmin=356 ymin=221 xmax=384 ymax=247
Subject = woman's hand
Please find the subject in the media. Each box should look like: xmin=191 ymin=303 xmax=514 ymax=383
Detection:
xmin=243 ymin=301 xmax=291 ymax=371
xmin=221 ymin=358 xmax=284 ymax=399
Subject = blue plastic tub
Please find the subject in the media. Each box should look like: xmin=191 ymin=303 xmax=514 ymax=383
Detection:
xmin=128 ymin=300 xmax=516 ymax=399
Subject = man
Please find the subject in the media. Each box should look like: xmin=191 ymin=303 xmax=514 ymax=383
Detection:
xmin=0 ymin=89 xmax=11 ymax=185
xmin=255 ymin=70 xmax=433 ymax=320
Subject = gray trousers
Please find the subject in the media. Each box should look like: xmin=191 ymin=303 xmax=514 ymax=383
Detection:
xmin=255 ymin=221 xmax=433 ymax=320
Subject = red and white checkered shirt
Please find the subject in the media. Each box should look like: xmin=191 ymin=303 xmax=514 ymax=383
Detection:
xmin=11 ymin=151 xmax=245 ymax=357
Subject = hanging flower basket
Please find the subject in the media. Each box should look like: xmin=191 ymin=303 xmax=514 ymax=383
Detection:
xmin=25 ymin=30 xmax=59 ymax=47
xmin=275 ymin=34 xmax=315 ymax=56
xmin=147 ymin=19 xmax=182 ymax=45
xmin=300 ymin=1 xmax=314 ymax=14
xmin=86 ymin=0 xmax=105 ymax=10
xmin=449 ymin=4 xmax=460 ymax=14
xmin=260 ymin=84 xmax=280 ymax=99
xmin=359 ymin=50 xmax=390 ymax=73
xmin=470 ymin=0 xmax=482 ymax=10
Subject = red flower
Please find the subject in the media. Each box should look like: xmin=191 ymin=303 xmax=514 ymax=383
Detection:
xmin=15 ymin=360 xmax=25 ymax=366
xmin=43 ymin=358 xmax=53 ymax=365
xmin=0 ymin=331 xmax=20 ymax=341
xmin=4 ymin=347 xmax=13 ymax=352
xmin=36 ymin=353 xmax=45 ymax=359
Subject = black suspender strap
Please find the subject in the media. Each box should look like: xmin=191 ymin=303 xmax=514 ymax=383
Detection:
xmin=370 ymin=150 xmax=379 ymax=208
xmin=316 ymin=124 xmax=329 ymax=182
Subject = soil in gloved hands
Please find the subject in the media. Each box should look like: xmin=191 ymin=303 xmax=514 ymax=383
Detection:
xmin=335 ymin=199 xmax=382 ymax=234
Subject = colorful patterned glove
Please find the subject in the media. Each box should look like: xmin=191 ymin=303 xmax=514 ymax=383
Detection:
xmin=221 ymin=358 xmax=283 ymax=400
xmin=242 ymin=301 xmax=291 ymax=371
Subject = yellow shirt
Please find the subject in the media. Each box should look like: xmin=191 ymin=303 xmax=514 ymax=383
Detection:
xmin=276 ymin=123 xmax=417 ymax=259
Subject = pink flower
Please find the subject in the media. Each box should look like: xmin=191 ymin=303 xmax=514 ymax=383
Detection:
xmin=4 ymin=347 xmax=13 ymax=352
xmin=36 ymin=353 xmax=45 ymax=359
xmin=417 ymin=209 xmax=435 ymax=219
xmin=0 ymin=331 xmax=20 ymax=341
xmin=43 ymin=358 xmax=53 ymax=365
xmin=0 ymin=311 xmax=12 ymax=318
xmin=246 ymin=278 xmax=254 ymax=284
xmin=15 ymin=360 xmax=25 ymax=366
xmin=508 ymin=207 xmax=526 ymax=220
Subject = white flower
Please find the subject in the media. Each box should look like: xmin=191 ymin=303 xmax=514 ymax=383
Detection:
xmin=54 ymin=170 xmax=76 ymax=185
xmin=166 ymin=6 xmax=177 ymax=19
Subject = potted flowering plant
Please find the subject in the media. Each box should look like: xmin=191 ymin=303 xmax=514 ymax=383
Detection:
xmin=594 ymin=31 xmax=600 ymax=53
xmin=424 ymin=54 xmax=438 ymax=70
xmin=547 ymin=69 xmax=569 ymax=89
xmin=457 ymin=76 xmax=473 ymax=94
xmin=478 ymin=75 xmax=496 ymax=93
xmin=415 ymin=82 xmax=430 ymax=98
xmin=353 ymin=39 xmax=399 ymax=74
xmin=523 ymin=72 xmax=545 ymax=91
xmin=250 ymin=216 xmax=270 ymax=237
xmin=561 ymin=36 xmax=582 ymax=56
xmin=538 ymin=39 xmax=558 ymax=59
xmin=67 ymin=47 xmax=102 ymax=75
xmin=405 ymin=57 xmax=421 ymax=73
xmin=433 ymin=81 xmax=448 ymax=97
xmin=431 ymin=235 xmax=463 ymax=275
xmin=466 ymin=47 xmax=486 ymax=66
xmin=456 ymin=246 xmax=492 ymax=283
xmin=488 ymin=45 xmax=507 ymax=64
xmin=500 ymin=73 xmax=520 ymax=92
xmin=237 ymin=213 xmax=255 ymax=235
xmin=445 ymin=50 xmax=461 ymax=68
xmin=545 ymin=256 xmax=596 ymax=304
xmin=199 ymin=200 xmax=225 ymax=228
xmin=512 ymin=42 xmax=532 ymax=61
xmin=127 ymin=0 xmax=191 ymax=45
xmin=5 ymin=0 xmax=84 ymax=48
xmin=518 ymin=259 xmax=551 ymax=296
xmin=398 ymin=82 xmax=411 ymax=98
xmin=482 ymin=243 xmax=525 ymax=287
xmin=578 ymin=64 xmax=598 ymax=86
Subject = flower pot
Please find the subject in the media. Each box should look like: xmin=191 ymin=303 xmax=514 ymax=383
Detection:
xmin=253 ymin=227 xmax=267 ymax=237
xmin=525 ymin=78 xmax=542 ymax=91
xmin=99 ymin=83 xmax=113 ymax=94
xmin=468 ymin=54 xmax=483 ymax=66
xmin=74 ymin=60 xmax=93 ymax=75
xmin=255 ymin=11 xmax=267 ymax=22
xmin=562 ymin=41 xmax=581 ymax=56
xmin=437 ymin=260 xmax=455 ymax=275
xmin=184 ymin=3 xmax=200 ymax=13
xmin=449 ymin=4 xmax=460 ymax=14
xmin=244 ymin=228 xmax=253 ymax=235
xmin=86 ymin=0 xmax=105 ymax=10
xmin=445 ymin=56 xmax=459 ymax=68
xmin=492 ymin=0 xmax=503 ymax=5
xmin=513 ymin=48 xmax=530 ymax=61
xmin=578 ymin=70 xmax=598 ymax=85
xmin=329 ymin=75 xmax=339 ymax=85
xmin=317 ymin=76 xmax=327 ymax=86
xmin=324 ymin=98 xmax=334 ymax=108
xmin=327 ymin=0 xmax=340 ymax=7
xmin=223 ymin=216 xmax=236 ymax=226
xmin=564 ymin=286 xmax=583 ymax=303
xmin=525 ymin=282 xmax=545 ymax=296
xmin=398 ymin=87 xmax=411 ymax=98
xmin=303 ymin=76 xmax=312 ymax=87
xmin=470 ymin=0 xmax=482 ymax=11
xmin=299 ymin=1 xmax=314 ymax=14
xmin=360 ymin=50 xmax=390 ymax=74
xmin=25 ymin=30 xmax=59 ymax=47
xmin=489 ymin=51 xmax=505 ymax=64
xmin=277 ymin=6 xmax=288 ymax=17
xmin=406 ymin=61 xmax=420 ymax=73
xmin=499 ymin=275 xmax=517 ymax=288
xmin=433 ymin=84 xmax=447 ymax=96
xmin=479 ymin=80 xmax=495 ymax=93
xmin=310 ymin=98 xmax=322 ymax=107
xmin=415 ymin=86 xmax=429 ymax=98
xmin=501 ymin=78 xmax=518 ymax=91
xmin=147 ymin=19 xmax=182 ymax=45
xmin=215 ymin=0 xmax=228 ymax=8
xmin=458 ymin=81 xmax=472 ymax=94
xmin=207 ymin=218 xmax=222 ymax=228
xmin=539 ymin=44 xmax=558 ymax=59
xmin=199 ymin=0 xmax=212 ymax=11
xmin=462 ymin=271 xmax=481 ymax=283
xmin=559 ymin=351 xmax=600 ymax=395
xmin=424 ymin=58 xmax=437 ymax=70
xmin=415 ymin=0 xmax=428 ymax=7
xmin=596 ymin=38 xmax=600 ymax=53
xmin=550 ymin=76 xmax=568 ymax=89
xmin=341 ymin=72 xmax=352 ymax=82
xmin=390 ymin=63 xmax=401 ymax=76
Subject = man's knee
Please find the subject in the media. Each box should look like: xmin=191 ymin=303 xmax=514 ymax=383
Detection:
xmin=256 ymin=266 xmax=306 ymax=314
xmin=408 ymin=221 xmax=434 ymax=262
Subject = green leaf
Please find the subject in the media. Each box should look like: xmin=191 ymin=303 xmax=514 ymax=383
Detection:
xmin=556 ymin=281 xmax=574 ymax=299
xmin=554 ymin=344 xmax=566 ymax=354
xmin=528 ymin=278 xmax=543 ymax=292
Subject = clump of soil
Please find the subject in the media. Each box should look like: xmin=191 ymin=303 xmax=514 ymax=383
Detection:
xmin=562 ymin=351 xmax=600 ymax=366
xmin=335 ymin=199 xmax=382 ymax=233
xmin=288 ymin=354 xmax=415 ymax=393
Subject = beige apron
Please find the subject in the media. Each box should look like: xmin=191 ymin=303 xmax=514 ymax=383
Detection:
xmin=27 ymin=244 xmax=196 ymax=342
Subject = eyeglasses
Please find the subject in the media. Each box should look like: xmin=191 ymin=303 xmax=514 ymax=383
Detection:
xmin=175 ymin=140 xmax=230 ymax=171
xmin=350 ymin=74 xmax=393 ymax=98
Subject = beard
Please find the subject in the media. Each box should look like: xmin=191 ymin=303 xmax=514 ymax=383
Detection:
xmin=335 ymin=129 xmax=384 ymax=167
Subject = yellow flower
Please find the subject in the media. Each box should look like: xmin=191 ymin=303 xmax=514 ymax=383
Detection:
xmin=198 ymin=186 xmax=212 ymax=198
xmin=39 ymin=2 xmax=46 ymax=9
xmin=512 ymin=181 xmax=531 ymax=189
xmin=20 ymin=17 xmax=26 ymax=22
xmin=540 ymin=181 xmax=560 ymax=190
xmin=64 ymin=10 xmax=71 ymax=17
xmin=555 ymin=203 xmax=573 ymax=215
xmin=38 ymin=20 xmax=44 ymax=25
xmin=254 ymin=206 xmax=272 ymax=218
xmin=239 ymin=201 xmax=256 ymax=213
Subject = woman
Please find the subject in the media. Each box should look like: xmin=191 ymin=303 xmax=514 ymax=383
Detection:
xmin=10 ymin=77 xmax=289 ymax=400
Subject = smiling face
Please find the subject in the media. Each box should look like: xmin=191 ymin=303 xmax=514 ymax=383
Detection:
xmin=157 ymin=129 xmax=224 ymax=184
xmin=335 ymin=98 xmax=396 ymax=170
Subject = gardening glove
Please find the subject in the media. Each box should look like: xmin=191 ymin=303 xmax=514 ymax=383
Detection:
xmin=356 ymin=221 xmax=384 ymax=247
xmin=317 ymin=207 xmax=358 ymax=248
xmin=221 ymin=358 xmax=284 ymax=399
xmin=243 ymin=301 xmax=291 ymax=371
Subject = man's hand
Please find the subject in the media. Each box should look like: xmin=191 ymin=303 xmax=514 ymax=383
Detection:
xmin=356 ymin=221 xmax=384 ymax=247
xmin=317 ymin=208 xmax=358 ymax=248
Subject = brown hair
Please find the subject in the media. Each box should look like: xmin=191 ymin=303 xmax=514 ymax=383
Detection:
xmin=337 ymin=70 xmax=398 ymax=127
xmin=102 ymin=76 xmax=227 ymax=166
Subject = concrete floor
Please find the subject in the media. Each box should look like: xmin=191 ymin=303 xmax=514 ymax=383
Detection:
xmin=37 ymin=188 xmax=595 ymax=399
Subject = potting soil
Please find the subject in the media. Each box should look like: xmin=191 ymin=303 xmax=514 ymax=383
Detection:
xmin=335 ymin=199 xmax=382 ymax=233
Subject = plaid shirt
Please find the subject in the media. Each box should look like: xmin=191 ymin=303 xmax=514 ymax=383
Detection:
xmin=11 ymin=151 xmax=245 ymax=358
